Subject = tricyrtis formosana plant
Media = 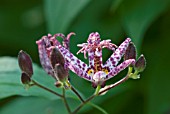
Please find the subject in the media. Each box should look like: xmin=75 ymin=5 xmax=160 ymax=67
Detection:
xmin=18 ymin=32 xmax=146 ymax=114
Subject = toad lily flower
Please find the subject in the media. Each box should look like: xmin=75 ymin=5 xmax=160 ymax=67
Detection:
xmin=75 ymin=32 xmax=135 ymax=87
xmin=36 ymin=32 xmax=135 ymax=90
xmin=36 ymin=32 xmax=135 ymax=91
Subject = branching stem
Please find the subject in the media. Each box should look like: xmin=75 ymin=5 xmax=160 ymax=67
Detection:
xmin=71 ymin=86 xmax=85 ymax=103
xmin=72 ymin=73 xmax=130 ymax=114
xmin=32 ymin=80 xmax=63 ymax=98
xmin=62 ymin=88 xmax=71 ymax=114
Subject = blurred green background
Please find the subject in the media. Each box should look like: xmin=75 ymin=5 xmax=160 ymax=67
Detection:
xmin=0 ymin=0 xmax=170 ymax=114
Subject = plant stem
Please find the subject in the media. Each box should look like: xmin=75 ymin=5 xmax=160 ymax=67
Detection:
xmin=62 ymin=88 xmax=71 ymax=114
xmin=71 ymin=86 xmax=85 ymax=103
xmin=71 ymin=95 xmax=96 ymax=114
xmin=72 ymin=73 xmax=130 ymax=114
xmin=32 ymin=80 xmax=63 ymax=98
xmin=94 ymin=85 xmax=101 ymax=95
xmin=98 ymin=75 xmax=129 ymax=95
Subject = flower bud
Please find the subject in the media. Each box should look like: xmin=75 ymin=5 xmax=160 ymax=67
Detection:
xmin=54 ymin=81 xmax=62 ymax=88
xmin=54 ymin=64 xmax=68 ymax=82
xmin=21 ymin=72 xmax=31 ymax=85
xmin=50 ymin=48 xmax=68 ymax=82
xmin=134 ymin=54 xmax=146 ymax=72
xmin=124 ymin=42 xmax=137 ymax=63
xmin=50 ymin=47 xmax=65 ymax=68
xmin=18 ymin=50 xmax=33 ymax=77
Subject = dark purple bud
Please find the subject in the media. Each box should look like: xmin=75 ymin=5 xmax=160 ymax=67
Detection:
xmin=54 ymin=64 xmax=68 ymax=82
xmin=21 ymin=72 xmax=31 ymax=85
xmin=18 ymin=50 xmax=33 ymax=77
xmin=135 ymin=54 xmax=146 ymax=72
xmin=50 ymin=48 xmax=65 ymax=68
xmin=124 ymin=42 xmax=137 ymax=61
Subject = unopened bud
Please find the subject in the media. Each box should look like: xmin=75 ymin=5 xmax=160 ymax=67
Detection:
xmin=54 ymin=64 xmax=68 ymax=82
xmin=135 ymin=54 xmax=146 ymax=72
xmin=18 ymin=50 xmax=33 ymax=77
xmin=50 ymin=48 xmax=68 ymax=82
xmin=50 ymin=48 xmax=65 ymax=68
xmin=124 ymin=42 xmax=136 ymax=66
xmin=54 ymin=81 xmax=62 ymax=88
xmin=21 ymin=72 xmax=31 ymax=85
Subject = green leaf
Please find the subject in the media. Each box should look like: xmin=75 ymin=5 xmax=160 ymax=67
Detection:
xmin=44 ymin=0 xmax=90 ymax=33
xmin=87 ymin=102 xmax=109 ymax=114
xmin=119 ymin=0 xmax=170 ymax=48
xmin=0 ymin=97 xmax=79 ymax=114
xmin=0 ymin=57 xmax=76 ymax=100
xmin=142 ymin=10 xmax=170 ymax=114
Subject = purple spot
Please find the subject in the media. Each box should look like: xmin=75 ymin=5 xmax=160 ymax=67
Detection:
xmin=116 ymin=57 xmax=120 ymax=60
xmin=78 ymin=65 xmax=81 ymax=68
xmin=70 ymin=54 xmax=73 ymax=58
xmin=77 ymin=60 xmax=80 ymax=63
xmin=114 ymin=53 xmax=117 ymax=56
xmin=90 ymin=62 xmax=93 ymax=66
xmin=83 ymin=63 xmax=86 ymax=67
xmin=112 ymin=61 xmax=116 ymax=64
xmin=63 ymin=52 xmax=67 ymax=55
xmin=110 ymin=57 xmax=114 ymax=61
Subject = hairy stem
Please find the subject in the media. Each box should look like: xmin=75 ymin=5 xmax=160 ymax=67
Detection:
xmin=32 ymin=80 xmax=63 ymax=98
xmin=62 ymin=88 xmax=71 ymax=114
xmin=71 ymin=86 xmax=85 ymax=103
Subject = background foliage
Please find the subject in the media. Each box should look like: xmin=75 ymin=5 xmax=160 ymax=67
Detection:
xmin=0 ymin=0 xmax=170 ymax=114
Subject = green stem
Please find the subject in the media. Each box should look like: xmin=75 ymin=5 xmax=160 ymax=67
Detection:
xmin=32 ymin=80 xmax=63 ymax=98
xmin=98 ymin=74 xmax=129 ymax=95
xmin=71 ymin=86 xmax=85 ymax=103
xmin=62 ymin=88 xmax=71 ymax=114
xmin=134 ymin=70 xmax=139 ymax=75
xmin=128 ymin=67 xmax=133 ymax=75
xmin=72 ymin=73 xmax=131 ymax=114
xmin=94 ymin=85 xmax=101 ymax=95
xmin=71 ymin=95 xmax=96 ymax=114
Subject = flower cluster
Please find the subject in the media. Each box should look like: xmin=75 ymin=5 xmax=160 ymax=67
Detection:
xmin=35 ymin=32 xmax=146 ymax=89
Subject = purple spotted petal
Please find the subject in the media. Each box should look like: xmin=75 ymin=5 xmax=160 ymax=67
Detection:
xmin=63 ymin=32 xmax=75 ymax=50
xmin=104 ymin=38 xmax=131 ymax=70
xmin=87 ymin=32 xmax=101 ymax=45
xmin=105 ymin=59 xmax=135 ymax=80
xmin=53 ymin=32 xmax=75 ymax=50
xmin=36 ymin=38 xmax=54 ymax=76
xmin=55 ymin=44 xmax=92 ymax=82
